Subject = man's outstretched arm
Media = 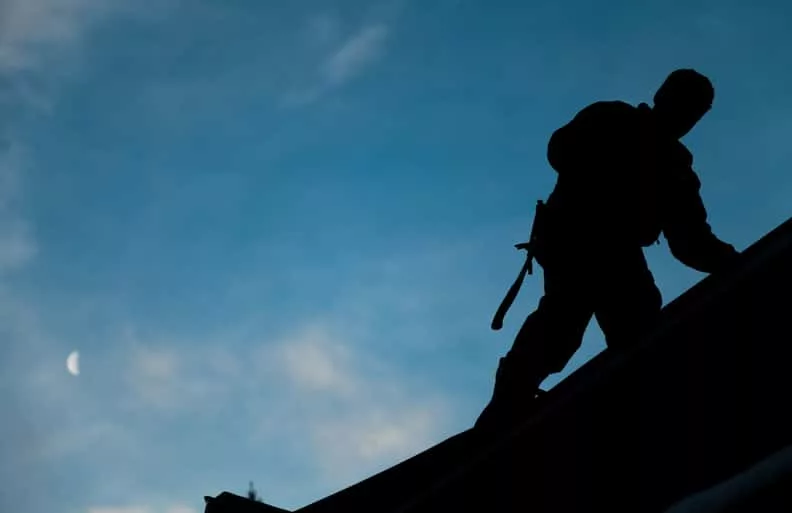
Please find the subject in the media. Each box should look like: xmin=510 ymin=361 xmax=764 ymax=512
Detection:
xmin=663 ymin=169 xmax=740 ymax=274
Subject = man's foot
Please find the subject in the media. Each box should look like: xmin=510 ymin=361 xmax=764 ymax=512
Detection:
xmin=473 ymin=389 xmax=546 ymax=433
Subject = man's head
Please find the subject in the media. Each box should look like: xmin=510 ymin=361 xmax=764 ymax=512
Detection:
xmin=652 ymin=68 xmax=714 ymax=139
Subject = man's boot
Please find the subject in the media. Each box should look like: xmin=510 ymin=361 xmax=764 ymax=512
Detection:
xmin=474 ymin=356 xmax=547 ymax=432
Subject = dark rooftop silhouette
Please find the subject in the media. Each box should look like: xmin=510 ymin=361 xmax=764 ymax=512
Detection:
xmin=205 ymin=215 xmax=792 ymax=513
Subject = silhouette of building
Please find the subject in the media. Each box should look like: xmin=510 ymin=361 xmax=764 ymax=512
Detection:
xmin=205 ymin=216 xmax=792 ymax=513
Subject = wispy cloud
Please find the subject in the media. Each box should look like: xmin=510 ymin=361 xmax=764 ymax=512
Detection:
xmin=282 ymin=22 xmax=390 ymax=106
xmin=277 ymin=324 xmax=357 ymax=395
xmin=0 ymin=141 xmax=36 ymax=273
xmin=123 ymin=340 xmax=244 ymax=412
xmin=0 ymin=0 xmax=127 ymax=270
xmin=312 ymin=406 xmax=439 ymax=473
xmin=0 ymin=0 xmax=87 ymax=73
xmin=322 ymin=24 xmax=389 ymax=86
xmin=0 ymin=0 xmax=120 ymax=110
xmin=57 ymin=318 xmax=450 ymax=493
xmin=127 ymin=346 xmax=183 ymax=408
xmin=31 ymin=419 xmax=135 ymax=462
xmin=254 ymin=321 xmax=449 ymax=484
xmin=0 ymin=0 xmax=178 ymax=109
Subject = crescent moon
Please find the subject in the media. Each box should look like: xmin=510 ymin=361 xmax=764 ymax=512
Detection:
xmin=66 ymin=351 xmax=80 ymax=376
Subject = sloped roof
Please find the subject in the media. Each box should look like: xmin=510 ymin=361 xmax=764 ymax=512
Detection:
xmin=390 ymin=216 xmax=792 ymax=513
xmin=207 ymin=216 xmax=792 ymax=513
xmin=663 ymin=442 xmax=792 ymax=513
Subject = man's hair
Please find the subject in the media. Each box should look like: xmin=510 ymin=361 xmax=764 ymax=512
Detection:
xmin=653 ymin=68 xmax=714 ymax=107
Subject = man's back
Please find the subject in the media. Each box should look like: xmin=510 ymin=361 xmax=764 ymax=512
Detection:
xmin=544 ymin=100 xmax=696 ymax=247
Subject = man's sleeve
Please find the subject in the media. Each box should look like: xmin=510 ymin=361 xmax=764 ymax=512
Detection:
xmin=663 ymin=167 xmax=740 ymax=274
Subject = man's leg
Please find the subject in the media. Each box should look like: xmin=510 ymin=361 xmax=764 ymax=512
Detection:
xmin=594 ymin=247 xmax=663 ymax=350
xmin=475 ymin=265 xmax=594 ymax=429
xmin=505 ymin=289 xmax=593 ymax=390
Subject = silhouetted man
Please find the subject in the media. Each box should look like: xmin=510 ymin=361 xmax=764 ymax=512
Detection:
xmin=476 ymin=69 xmax=740 ymax=430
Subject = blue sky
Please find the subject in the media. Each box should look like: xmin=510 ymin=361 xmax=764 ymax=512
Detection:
xmin=2 ymin=0 xmax=791 ymax=511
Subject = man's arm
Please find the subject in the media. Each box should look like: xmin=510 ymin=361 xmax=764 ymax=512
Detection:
xmin=663 ymin=168 xmax=740 ymax=274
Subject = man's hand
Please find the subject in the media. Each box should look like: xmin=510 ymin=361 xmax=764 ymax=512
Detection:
xmin=714 ymin=244 xmax=742 ymax=274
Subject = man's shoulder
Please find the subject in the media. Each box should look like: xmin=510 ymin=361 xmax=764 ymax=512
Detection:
xmin=572 ymin=100 xmax=639 ymax=127
xmin=579 ymin=100 xmax=638 ymax=115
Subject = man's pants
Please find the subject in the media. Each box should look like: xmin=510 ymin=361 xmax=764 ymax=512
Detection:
xmin=478 ymin=243 xmax=663 ymax=426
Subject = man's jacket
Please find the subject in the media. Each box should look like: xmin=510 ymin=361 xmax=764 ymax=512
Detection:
xmin=543 ymin=100 xmax=737 ymax=273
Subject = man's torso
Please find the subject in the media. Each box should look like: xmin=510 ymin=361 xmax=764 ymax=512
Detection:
xmin=543 ymin=100 xmax=696 ymax=248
